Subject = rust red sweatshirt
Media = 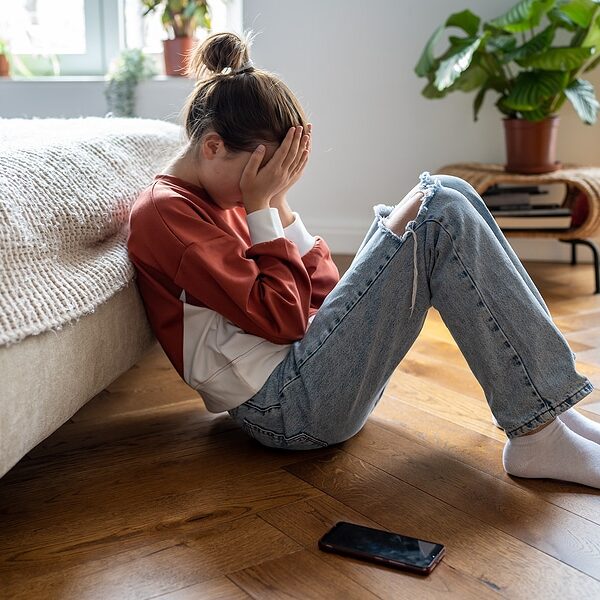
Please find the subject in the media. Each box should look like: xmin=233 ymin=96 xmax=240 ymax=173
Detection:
xmin=126 ymin=174 xmax=340 ymax=412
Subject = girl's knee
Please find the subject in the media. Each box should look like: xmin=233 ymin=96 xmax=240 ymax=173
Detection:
xmin=385 ymin=191 xmax=424 ymax=235
xmin=436 ymin=174 xmax=478 ymax=197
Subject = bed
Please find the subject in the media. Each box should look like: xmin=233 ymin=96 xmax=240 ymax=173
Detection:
xmin=0 ymin=116 xmax=184 ymax=478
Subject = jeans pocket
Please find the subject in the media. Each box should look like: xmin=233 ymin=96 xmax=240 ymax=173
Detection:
xmin=241 ymin=418 xmax=329 ymax=451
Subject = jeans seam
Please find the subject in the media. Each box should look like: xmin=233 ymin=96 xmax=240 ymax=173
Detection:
xmin=241 ymin=402 xmax=281 ymax=413
xmin=242 ymin=417 xmax=329 ymax=448
xmin=431 ymin=218 xmax=550 ymax=410
xmin=281 ymin=242 xmax=403 ymax=393
xmin=506 ymin=380 xmax=594 ymax=438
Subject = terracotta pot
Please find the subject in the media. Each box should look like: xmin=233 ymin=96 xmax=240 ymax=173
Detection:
xmin=503 ymin=115 xmax=562 ymax=174
xmin=163 ymin=37 xmax=197 ymax=77
xmin=0 ymin=54 xmax=9 ymax=77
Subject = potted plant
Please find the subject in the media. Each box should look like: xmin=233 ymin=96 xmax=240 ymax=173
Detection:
xmin=104 ymin=48 xmax=158 ymax=117
xmin=0 ymin=38 xmax=10 ymax=77
xmin=415 ymin=0 xmax=600 ymax=174
xmin=141 ymin=0 xmax=211 ymax=77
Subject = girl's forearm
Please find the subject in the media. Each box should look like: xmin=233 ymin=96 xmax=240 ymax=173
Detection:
xmin=271 ymin=194 xmax=296 ymax=228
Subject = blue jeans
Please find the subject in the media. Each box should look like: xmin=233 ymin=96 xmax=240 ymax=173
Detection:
xmin=227 ymin=172 xmax=594 ymax=449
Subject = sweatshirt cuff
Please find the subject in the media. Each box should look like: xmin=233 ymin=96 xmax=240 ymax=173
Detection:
xmin=246 ymin=207 xmax=285 ymax=245
xmin=283 ymin=211 xmax=317 ymax=256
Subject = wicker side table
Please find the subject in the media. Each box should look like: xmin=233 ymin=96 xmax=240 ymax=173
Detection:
xmin=436 ymin=162 xmax=600 ymax=294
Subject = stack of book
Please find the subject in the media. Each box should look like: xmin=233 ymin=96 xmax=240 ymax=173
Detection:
xmin=482 ymin=183 xmax=574 ymax=230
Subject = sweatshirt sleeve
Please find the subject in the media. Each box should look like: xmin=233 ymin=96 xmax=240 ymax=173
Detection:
xmin=152 ymin=201 xmax=313 ymax=345
xmin=283 ymin=211 xmax=340 ymax=313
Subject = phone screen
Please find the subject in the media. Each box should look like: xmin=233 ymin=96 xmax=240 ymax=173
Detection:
xmin=319 ymin=522 xmax=445 ymax=571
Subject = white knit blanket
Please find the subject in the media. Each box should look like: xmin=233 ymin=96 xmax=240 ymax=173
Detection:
xmin=0 ymin=116 xmax=184 ymax=347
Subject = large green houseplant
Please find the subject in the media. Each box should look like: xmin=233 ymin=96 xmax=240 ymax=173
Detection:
xmin=141 ymin=0 xmax=211 ymax=76
xmin=415 ymin=0 xmax=600 ymax=173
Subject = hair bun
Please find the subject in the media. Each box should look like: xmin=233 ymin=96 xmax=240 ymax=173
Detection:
xmin=186 ymin=31 xmax=252 ymax=81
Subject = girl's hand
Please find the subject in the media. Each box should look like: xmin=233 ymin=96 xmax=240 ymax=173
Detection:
xmin=240 ymin=125 xmax=310 ymax=210
xmin=271 ymin=122 xmax=312 ymax=205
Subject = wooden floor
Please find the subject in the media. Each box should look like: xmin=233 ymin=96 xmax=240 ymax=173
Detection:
xmin=1 ymin=257 xmax=600 ymax=599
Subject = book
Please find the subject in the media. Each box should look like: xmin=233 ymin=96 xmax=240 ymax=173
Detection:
xmin=491 ymin=207 xmax=572 ymax=229
xmin=482 ymin=183 xmax=568 ymax=209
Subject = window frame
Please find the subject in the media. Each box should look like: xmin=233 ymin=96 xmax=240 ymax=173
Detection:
xmin=8 ymin=0 xmax=242 ymax=77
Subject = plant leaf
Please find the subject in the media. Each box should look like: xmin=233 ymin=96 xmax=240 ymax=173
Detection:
xmin=414 ymin=24 xmax=445 ymax=77
xmin=183 ymin=1 xmax=197 ymax=19
xmin=548 ymin=6 xmax=579 ymax=29
xmin=445 ymin=9 xmax=481 ymax=36
xmin=581 ymin=11 xmax=600 ymax=49
xmin=564 ymin=77 xmax=600 ymax=123
xmin=559 ymin=0 xmax=598 ymax=27
xmin=519 ymin=105 xmax=553 ymax=120
xmin=473 ymin=84 xmax=490 ymax=121
xmin=421 ymin=79 xmax=450 ymax=98
xmin=453 ymin=63 xmax=488 ymax=91
xmin=502 ymin=70 xmax=569 ymax=110
xmin=486 ymin=33 xmax=518 ymax=54
xmin=434 ymin=37 xmax=482 ymax=90
xmin=517 ymin=45 xmax=595 ymax=69
xmin=583 ymin=50 xmax=600 ymax=70
xmin=489 ymin=0 xmax=557 ymax=33
xmin=504 ymin=24 xmax=556 ymax=61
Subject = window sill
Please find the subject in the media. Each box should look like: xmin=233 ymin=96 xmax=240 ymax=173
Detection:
xmin=0 ymin=75 xmax=192 ymax=83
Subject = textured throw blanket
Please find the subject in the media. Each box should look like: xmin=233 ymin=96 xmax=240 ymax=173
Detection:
xmin=0 ymin=116 xmax=184 ymax=347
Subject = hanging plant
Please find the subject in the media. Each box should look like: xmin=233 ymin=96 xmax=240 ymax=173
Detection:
xmin=104 ymin=48 xmax=158 ymax=117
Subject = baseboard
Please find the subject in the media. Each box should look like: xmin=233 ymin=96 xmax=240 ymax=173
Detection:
xmin=306 ymin=220 xmax=598 ymax=264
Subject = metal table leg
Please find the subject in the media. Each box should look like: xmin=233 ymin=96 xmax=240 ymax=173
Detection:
xmin=559 ymin=238 xmax=600 ymax=294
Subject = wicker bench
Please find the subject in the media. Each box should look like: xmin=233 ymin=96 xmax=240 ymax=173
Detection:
xmin=437 ymin=162 xmax=600 ymax=294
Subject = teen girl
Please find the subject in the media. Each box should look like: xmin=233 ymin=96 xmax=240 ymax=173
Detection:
xmin=127 ymin=32 xmax=600 ymax=489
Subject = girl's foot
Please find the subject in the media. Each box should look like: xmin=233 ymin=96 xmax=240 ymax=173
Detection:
xmin=502 ymin=418 xmax=600 ymax=489
xmin=557 ymin=408 xmax=600 ymax=445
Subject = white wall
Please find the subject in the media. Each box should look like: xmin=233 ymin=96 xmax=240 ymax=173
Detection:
xmin=244 ymin=0 xmax=600 ymax=262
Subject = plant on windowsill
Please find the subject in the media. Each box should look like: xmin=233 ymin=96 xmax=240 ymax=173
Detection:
xmin=415 ymin=0 xmax=600 ymax=174
xmin=0 ymin=38 xmax=11 ymax=77
xmin=104 ymin=48 xmax=158 ymax=117
xmin=141 ymin=0 xmax=212 ymax=77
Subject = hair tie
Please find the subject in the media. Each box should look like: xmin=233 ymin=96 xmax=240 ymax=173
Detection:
xmin=220 ymin=60 xmax=254 ymax=76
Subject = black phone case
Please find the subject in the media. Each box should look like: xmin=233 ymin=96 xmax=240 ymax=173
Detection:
xmin=318 ymin=522 xmax=445 ymax=575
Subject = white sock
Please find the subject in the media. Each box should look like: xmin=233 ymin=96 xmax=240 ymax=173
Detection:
xmin=557 ymin=408 xmax=600 ymax=445
xmin=502 ymin=418 xmax=600 ymax=489
xmin=491 ymin=409 xmax=600 ymax=444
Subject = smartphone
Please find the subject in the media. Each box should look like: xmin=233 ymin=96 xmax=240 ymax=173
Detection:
xmin=318 ymin=521 xmax=445 ymax=575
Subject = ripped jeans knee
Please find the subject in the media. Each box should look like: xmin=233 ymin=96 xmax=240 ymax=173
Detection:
xmin=373 ymin=171 xmax=442 ymax=318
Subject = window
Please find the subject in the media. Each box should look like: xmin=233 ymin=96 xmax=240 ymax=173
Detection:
xmin=124 ymin=0 xmax=236 ymax=53
xmin=0 ymin=0 xmax=242 ymax=76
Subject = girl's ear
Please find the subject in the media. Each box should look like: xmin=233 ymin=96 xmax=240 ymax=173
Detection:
xmin=200 ymin=132 xmax=224 ymax=160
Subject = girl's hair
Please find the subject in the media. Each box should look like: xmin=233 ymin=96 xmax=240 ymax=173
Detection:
xmin=180 ymin=31 xmax=308 ymax=154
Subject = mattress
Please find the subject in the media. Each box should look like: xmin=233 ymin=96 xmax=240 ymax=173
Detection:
xmin=0 ymin=282 xmax=156 ymax=479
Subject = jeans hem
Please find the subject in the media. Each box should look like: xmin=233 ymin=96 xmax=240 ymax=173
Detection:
xmin=506 ymin=379 xmax=595 ymax=438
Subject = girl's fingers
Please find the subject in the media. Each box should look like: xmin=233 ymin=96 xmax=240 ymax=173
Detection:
xmin=240 ymin=144 xmax=265 ymax=185
xmin=271 ymin=126 xmax=297 ymax=167
xmin=241 ymin=145 xmax=265 ymax=180
xmin=290 ymin=133 xmax=309 ymax=172
xmin=291 ymin=148 xmax=309 ymax=178
xmin=282 ymin=126 xmax=303 ymax=171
